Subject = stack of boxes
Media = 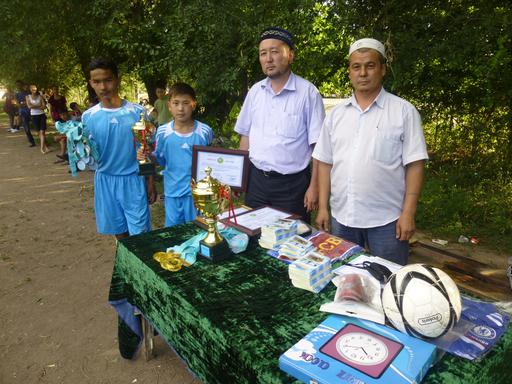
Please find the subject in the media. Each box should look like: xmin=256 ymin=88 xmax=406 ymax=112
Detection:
xmin=288 ymin=251 xmax=332 ymax=293
xmin=258 ymin=219 xmax=297 ymax=249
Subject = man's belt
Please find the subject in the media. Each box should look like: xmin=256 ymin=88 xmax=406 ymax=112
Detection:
xmin=251 ymin=162 xmax=309 ymax=178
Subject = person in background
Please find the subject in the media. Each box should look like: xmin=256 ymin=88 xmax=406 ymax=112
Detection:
xmin=14 ymin=80 xmax=36 ymax=147
xmin=54 ymin=108 xmax=70 ymax=163
xmin=153 ymin=85 xmax=172 ymax=127
xmin=151 ymin=82 xmax=213 ymax=227
xmin=69 ymin=102 xmax=82 ymax=121
xmin=2 ymin=87 xmax=19 ymax=132
xmin=234 ymin=27 xmax=325 ymax=222
xmin=47 ymin=86 xmax=68 ymax=124
xmin=82 ymin=57 xmax=156 ymax=240
xmin=313 ymin=38 xmax=428 ymax=265
xmin=26 ymin=84 xmax=50 ymax=154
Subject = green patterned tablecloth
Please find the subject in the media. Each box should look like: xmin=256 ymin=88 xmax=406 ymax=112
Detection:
xmin=108 ymin=223 xmax=512 ymax=384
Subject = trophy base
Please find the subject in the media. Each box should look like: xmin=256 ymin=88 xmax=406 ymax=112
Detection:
xmin=199 ymin=238 xmax=232 ymax=263
xmin=138 ymin=162 xmax=156 ymax=176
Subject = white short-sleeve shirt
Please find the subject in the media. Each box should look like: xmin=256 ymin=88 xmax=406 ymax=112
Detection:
xmin=234 ymin=73 xmax=325 ymax=174
xmin=312 ymin=88 xmax=428 ymax=228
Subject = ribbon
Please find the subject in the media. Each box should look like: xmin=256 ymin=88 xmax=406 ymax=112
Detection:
xmin=219 ymin=185 xmax=237 ymax=225
xmin=164 ymin=225 xmax=249 ymax=266
xmin=133 ymin=123 xmax=153 ymax=155
xmin=56 ymin=120 xmax=99 ymax=177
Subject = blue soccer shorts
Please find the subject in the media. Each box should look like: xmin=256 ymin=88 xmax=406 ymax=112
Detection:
xmin=164 ymin=195 xmax=197 ymax=227
xmin=94 ymin=172 xmax=151 ymax=235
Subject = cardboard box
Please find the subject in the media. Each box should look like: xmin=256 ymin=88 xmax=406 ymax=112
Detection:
xmin=279 ymin=315 xmax=437 ymax=384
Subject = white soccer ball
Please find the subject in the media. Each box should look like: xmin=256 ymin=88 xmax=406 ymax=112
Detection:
xmin=381 ymin=263 xmax=462 ymax=339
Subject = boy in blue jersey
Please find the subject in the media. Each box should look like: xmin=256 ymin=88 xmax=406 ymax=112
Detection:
xmin=153 ymin=83 xmax=213 ymax=227
xmin=82 ymin=57 xmax=157 ymax=240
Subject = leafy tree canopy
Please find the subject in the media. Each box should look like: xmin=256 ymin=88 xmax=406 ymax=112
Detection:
xmin=0 ymin=0 xmax=510 ymax=171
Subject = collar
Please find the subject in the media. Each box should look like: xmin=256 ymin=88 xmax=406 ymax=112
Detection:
xmin=345 ymin=87 xmax=386 ymax=110
xmin=100 ymin=99 xmax=126 ymax=112
xmin=261 ymin=72 xmax=297 ymax=94
xmin=170 ymin=119 xmax=197 ymax=137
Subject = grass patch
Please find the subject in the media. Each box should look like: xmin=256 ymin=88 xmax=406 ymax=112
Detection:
xmin=416 ymin=161 xmax=512 ymax=253
xmin=0 ymin=111 xmax=9 ymax=125
xmin=150 ymin=172 xmax=166 ymax=229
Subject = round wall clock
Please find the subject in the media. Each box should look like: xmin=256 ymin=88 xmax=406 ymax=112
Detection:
xmin=336 ymin=331 xmax=389 ymax=365
xmin=320 ymin=323 xmax=404 ymax=379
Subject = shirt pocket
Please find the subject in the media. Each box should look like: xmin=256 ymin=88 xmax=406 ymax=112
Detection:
xmin=278 ymin=113 xmax=302 ymax=138
xmin=373 ymin=130 xmax=402 ymax=165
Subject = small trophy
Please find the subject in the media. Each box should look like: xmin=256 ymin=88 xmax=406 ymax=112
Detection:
xmin=132 ymin=112 xmax=156 ymax=176
xmin=191 ymin=167 xmax=233 ymax=262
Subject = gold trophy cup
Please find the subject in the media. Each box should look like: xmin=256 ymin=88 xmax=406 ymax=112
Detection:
xmin=132 ymin=112 xmax=156 ymax=176
xmin=191 ymin=167 xmax=232 ymax=262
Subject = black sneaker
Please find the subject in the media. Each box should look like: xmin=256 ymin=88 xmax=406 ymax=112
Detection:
xmin=29 ymin=143 xmax=36 ymax=147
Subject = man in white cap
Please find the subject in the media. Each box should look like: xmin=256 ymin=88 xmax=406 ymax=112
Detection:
xmin=313 ymin=38 xmax=428 ymax=264
xmin=235 ymin=27 xmax=325 ymax=222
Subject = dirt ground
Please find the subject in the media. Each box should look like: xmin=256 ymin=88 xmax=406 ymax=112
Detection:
xmin=0 ymin=122 xmax=199 ymax=384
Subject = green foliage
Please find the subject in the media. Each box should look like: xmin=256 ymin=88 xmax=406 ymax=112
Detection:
xmin=417 ymin=162 xmax=512 ymax=251
xmin=340 ymin=0 xmax=511 ymax=172
xmin=145 ymin=0 xmax=321 ymax=128
xmin=214 ymin=102 xmax=242 ymax=149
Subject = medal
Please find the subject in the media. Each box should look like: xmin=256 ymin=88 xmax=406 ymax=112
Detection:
xmin=152 ymin=251 xmax=190 ymax=272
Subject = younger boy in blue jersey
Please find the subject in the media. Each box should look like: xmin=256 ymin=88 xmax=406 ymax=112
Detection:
xmin=82 ymin=57 xmax=157 ymax=239
xmin=153 ymin=83 xmax=213 ymax=227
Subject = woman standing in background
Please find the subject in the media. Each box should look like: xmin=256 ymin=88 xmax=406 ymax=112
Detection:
xmin=26 ymin=84 xmax=50 ymax=154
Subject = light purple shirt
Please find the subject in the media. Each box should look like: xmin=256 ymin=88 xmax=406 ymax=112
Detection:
xmin=234 ymin=73 xmax=325 ymax=174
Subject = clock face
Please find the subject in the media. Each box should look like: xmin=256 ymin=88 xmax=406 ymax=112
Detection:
xmin=320 ymin=323 xmax=404 ymax=379
xmin=336 ymin=332 xmax=389 ymax=365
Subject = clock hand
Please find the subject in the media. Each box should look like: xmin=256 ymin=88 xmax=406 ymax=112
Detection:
xmin=360 ymin=347 xmax=368 ymax=355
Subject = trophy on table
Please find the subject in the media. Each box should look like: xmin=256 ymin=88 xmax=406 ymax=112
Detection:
xmin=191 ymin=167 xmax=233 ymax=262
xmin=132 ymin=112 xmax=156 ymax=176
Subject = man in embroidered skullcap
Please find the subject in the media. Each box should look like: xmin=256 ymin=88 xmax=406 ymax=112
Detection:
xmin=235 ymin=27 xmax=325 ymax=222
xmin=313 ymin=38 xmax=428 ymax=265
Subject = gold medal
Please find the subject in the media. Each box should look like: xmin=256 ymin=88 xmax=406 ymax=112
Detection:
xmin=161 ymin=257 xmax=183 ymax=272
xmin=153 ymin=252 xmax=168 ymax=263
xmin=152 ymin=251 xmax=190 ymax=272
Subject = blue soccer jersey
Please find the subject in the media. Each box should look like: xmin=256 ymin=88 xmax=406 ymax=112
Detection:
xmin=82 ymin=101 xmax=146 ymax=175
xmin=82 ymin=100 xmax=151 ymax=235
xmin=154 ymin=120 xmax=214 ymax=197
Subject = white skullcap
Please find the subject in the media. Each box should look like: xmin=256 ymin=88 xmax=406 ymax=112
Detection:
xmin=349 ymin=38 xmax=385 ymax=58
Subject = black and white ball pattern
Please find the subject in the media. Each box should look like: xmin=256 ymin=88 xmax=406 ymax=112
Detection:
xmin=381 ymin=264 xmax=462 ymax=339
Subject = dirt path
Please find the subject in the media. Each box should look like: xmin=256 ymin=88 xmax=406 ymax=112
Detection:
xmin=0 ymin=123 xmax=197 ymax=384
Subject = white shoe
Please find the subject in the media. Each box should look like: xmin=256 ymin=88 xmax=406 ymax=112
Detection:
xmin=8 ymin=128 xmax=20 ymax=133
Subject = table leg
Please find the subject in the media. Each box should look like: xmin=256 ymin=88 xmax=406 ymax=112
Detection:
xmin=133 ymin=309 xmax=155 ymax=361
xmin=141 ymin=315 xmax=155 ymax=361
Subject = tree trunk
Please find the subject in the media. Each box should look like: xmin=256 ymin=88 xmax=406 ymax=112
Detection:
xmin=141 ymin=76 xmax=166 ymax=105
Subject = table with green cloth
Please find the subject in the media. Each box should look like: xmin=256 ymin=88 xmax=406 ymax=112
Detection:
xmin=108 ymin=223 xmax=512 ymax=384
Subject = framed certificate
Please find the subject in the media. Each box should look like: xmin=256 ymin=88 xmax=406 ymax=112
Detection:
xmin=221 ymin=206 xmax=300 ymax=237
xmin=192 ymin=146 xmax=249 ymax=192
